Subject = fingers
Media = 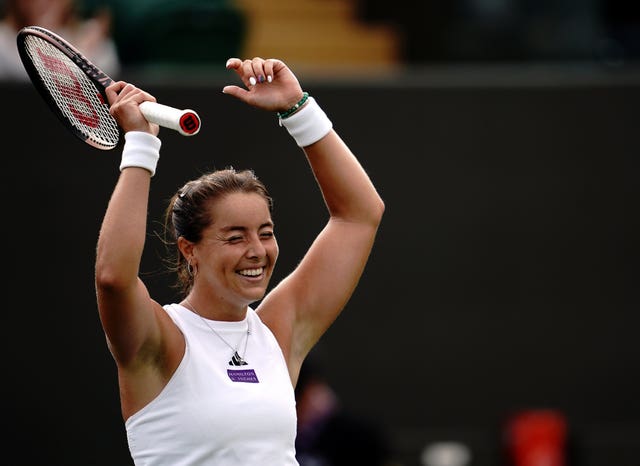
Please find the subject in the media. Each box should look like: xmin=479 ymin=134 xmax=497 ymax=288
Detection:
xmin=221 ymin=84 xmax=247 ymax=100
xmin=226 ymin=57 xmax=283 ymax=87
xmin=225 ymin=57 xmax=241 ymax=70
xmin=106 ymin=82 xmax=159 ymax=135
xmin=106 ymin=81 xmax=156 ymax=106
xmin=249 ymin=57 xmax=272 ymax=84
xmin=105 ymin=80 xmax=126 ymax=104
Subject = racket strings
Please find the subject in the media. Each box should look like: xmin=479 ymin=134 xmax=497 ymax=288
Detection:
xmin=24 ymin=36 xmax=120 ymax=149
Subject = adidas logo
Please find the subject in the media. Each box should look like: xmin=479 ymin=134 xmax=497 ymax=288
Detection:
xmin=229 ymin=351 xmax=248 ymax=366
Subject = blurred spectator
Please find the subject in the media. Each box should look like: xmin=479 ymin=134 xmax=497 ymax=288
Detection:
xmin=295 ymin=352 xmax=396 ymax=466
xmin=357 ymin=0 xmax=639 ymax=64
xmin=100 ymin=0 xmax=246 ymax=70
xmin=0 ymin=0 xmax=120 ymax=81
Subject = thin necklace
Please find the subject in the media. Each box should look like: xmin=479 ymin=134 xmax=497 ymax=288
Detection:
xmin=184 ymin=298 xmax=250 ymax=366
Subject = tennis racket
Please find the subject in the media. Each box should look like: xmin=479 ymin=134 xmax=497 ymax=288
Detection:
xmin=16 ymin=25 xmax=201 ymax=150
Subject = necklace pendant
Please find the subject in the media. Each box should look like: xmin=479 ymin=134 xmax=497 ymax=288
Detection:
xmin=229 ymin=351 xmax=248 ymax=366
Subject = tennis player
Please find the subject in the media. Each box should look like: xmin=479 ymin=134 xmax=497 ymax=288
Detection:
xmin=95 ymin=56 xmax=384 ymax=465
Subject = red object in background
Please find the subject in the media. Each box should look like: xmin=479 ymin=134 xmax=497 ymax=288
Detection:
xmin=505 ymin=409 xmax=568 ymax=466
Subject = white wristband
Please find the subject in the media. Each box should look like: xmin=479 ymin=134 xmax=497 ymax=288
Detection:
xmin=119 ymin=131 xmax=162 ymax=176
xmin=279 ymin=97 xmax=333 ymax=147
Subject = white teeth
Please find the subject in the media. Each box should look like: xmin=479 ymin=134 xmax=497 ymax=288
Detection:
xmin=238 ymin=267 xmax=263 ymax=277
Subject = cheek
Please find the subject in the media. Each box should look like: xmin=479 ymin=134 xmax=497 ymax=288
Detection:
xmin=271 ymin=240 xmax=279 ymax=263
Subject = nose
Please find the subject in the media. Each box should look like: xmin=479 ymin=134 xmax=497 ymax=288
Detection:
xmin=246 ymin=234 xmax=266 ymax=259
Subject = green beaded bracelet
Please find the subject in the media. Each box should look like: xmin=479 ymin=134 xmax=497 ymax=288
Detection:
xmin=277 ymin=92 xmax=309 ymax=119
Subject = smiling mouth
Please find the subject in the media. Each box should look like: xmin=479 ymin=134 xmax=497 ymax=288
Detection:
xmin=237 ymin=267 xmax=264 ymax=277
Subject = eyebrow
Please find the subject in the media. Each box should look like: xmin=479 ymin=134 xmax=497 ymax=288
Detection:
xmin=220 ymin=221 xmax=274 ymax=233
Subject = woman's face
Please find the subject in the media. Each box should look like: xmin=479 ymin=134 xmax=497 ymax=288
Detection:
xmin=194 ymin=191 xmax=278 ymax=310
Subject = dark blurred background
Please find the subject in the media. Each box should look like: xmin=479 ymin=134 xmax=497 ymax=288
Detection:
xmin=1 ymin=1 xmax=639 ymax=466
xmin=86 ymin=0 xmax=640 ymax=72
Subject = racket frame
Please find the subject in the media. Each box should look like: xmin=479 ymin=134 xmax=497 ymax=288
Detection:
xmin=17 ymin=25 xmax=201 ymax=150
xmin=17 ymin=25 xmax=121 ymax=150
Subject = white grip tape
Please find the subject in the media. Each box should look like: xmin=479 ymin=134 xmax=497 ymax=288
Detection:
xmin=139 ymin=101 xmax=201 ymax=136
xmin=279 ymin=97 xmax=333 ymax=147
xmin=120 ymin=131 xmax=162 ymax=176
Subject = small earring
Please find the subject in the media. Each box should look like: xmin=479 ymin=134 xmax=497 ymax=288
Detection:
xmin=187 ymin=261 xmax=194 ymax=277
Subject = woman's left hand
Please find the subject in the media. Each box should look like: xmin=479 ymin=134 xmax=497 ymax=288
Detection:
xmin=222 ymin=57 xmax=304 ymax=113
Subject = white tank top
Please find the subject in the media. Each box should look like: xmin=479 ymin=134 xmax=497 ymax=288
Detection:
xmin=125 ymin=304 xmax=299 ymax=466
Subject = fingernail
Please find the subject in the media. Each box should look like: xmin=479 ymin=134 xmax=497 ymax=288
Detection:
xmin=225 ymin=59 xmax=232 ymax=68
xmin=258 ymin=75 xmax=265 ymax=83
xmin=267 ymin=75 xmax=273 ymax=83
xmin=249 ymin=76 xmax=257 ymax=86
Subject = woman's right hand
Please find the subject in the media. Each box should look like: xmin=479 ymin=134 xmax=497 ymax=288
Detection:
xmin=106 ymin=81 xmax=160 ymax=136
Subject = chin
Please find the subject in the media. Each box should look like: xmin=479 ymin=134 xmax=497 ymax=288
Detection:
xmin=244 ymin=287 xmax=267 ymax=303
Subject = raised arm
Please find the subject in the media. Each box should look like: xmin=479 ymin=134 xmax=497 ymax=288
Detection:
xmin=223 ymin=58 xmax=385 ymax=369
xmin=94 ymin=82 xmax=163 ymax=366
xmin=282 ymin=121 xmax=385 ymax=352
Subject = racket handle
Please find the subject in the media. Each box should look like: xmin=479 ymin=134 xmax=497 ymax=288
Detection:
xmin=139 ymin=101 xmax=201 ymax=136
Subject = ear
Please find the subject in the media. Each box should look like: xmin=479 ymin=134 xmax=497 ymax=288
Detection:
xmin=177 ymin=236 xmax=195 ymax=262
